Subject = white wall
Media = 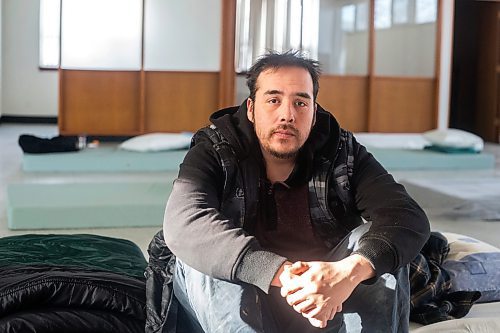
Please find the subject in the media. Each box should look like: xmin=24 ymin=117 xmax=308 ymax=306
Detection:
xmin=2 ymin=0 xmax=58 ymax=117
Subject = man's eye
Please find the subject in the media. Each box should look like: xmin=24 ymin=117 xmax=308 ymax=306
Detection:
xmin=296 ymin=101 xmax=307 ymax=107
xmin=268 ymin=98 xmax=279 ymax=104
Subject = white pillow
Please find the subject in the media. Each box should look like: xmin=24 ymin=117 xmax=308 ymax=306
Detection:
xmin=119 ymin=132 xmax=192 ymax=152
xmin=423 ymin=129 xmax=484 ymax=152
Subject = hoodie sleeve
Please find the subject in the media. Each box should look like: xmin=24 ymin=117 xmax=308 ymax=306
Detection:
xmin=163 ymin=138 xmax=286 ymax=293
xmin=350 ymin=137 xmax=430 ymax=277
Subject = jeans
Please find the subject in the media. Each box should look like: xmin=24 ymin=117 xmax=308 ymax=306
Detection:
xmin=172 ymin=223 xmax=410 ymax=333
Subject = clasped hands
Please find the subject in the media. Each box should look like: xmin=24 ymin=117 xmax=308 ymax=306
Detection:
xmin=277 ymin=255 xmax=374 ymax=329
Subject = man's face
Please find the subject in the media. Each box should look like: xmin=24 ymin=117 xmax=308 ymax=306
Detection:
xmin=247 ymin=66 xmax=316 ymax=160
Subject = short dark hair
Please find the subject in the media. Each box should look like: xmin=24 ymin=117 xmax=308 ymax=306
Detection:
xmin=246 ymin=50 xmax=321 ymax=102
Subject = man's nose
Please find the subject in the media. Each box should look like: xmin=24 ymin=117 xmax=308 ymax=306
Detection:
xmin=279 ymin=102 xmax=295 ymax=123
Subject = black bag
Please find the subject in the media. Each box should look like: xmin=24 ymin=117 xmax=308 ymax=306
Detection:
xmin=18 ymin=134 xmax=79 ymax=154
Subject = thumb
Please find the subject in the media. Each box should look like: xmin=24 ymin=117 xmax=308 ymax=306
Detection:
xmin=308 ymin=318 xmax=327 ymax=328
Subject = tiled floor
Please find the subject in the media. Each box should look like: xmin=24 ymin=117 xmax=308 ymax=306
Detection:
xmin=1 ymin=123 xmax=500 ymax=259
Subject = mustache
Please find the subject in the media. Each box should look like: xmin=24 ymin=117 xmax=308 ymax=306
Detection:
xmin=270 ymin=124 xmax=299 ymax=136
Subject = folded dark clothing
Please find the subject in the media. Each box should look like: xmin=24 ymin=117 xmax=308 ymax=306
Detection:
xmin=0 ymin=265 xmax=146 ymax=333
xmin=410 ymin=232 xmax=481 ymax=324
xmin=18 ymin=134 xmax=79 ymax=154
xmin=1 ymin=309 xmax=144 ymax=333
xmin=0 ymin=234 xmax=148 ymax=332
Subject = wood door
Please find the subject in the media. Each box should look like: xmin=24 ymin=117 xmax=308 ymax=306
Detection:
xmin=59 ymin=70 xmax=141 ymax=136
xmin=144 ymin=71 xmax=219 ymax=132
xmin=476 ymin=3 xmax=500 ymax=143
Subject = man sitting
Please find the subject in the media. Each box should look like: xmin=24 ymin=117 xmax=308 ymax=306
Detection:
xmin=162 ymin=50 xmax=430 ymax=332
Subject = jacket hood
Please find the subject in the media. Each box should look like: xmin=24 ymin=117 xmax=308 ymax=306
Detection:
xmin=209 ymin=101 xmax=342 ymax=163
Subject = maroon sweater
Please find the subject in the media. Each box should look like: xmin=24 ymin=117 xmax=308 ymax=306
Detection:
xmin=255 ymin=182 xmax=330 ymax=262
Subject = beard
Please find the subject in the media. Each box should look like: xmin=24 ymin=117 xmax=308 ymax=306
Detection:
xmin=268 ymin=149 xmax=298 ymax=159
xmin=259 ymin=124 xmax=302 ymax=160
xmin=250 ymin=106 xmax=316 ymax=161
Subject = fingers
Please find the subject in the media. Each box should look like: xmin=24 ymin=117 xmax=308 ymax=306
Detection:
xmin=280 ymin=274 xmax=303 ymax=297
xmin=301 ymin=304 xmax=328 ymax=320
xmin=285 ymin=288 xmax=310 ymax=306
xmin=280 ymin=283 xmax=302 ymax=298
xmin=303 ymin=302 xmax=343 ymax=328
xmin=328 ymin=307 xmax=336 ymax=321
xmin=279 ymin=271 xmax=292 ymax=296
xmin=288 ymin=261 xmax=309 ymax=275
xmin=292 ymin=298 xmax=316 ymax=314
xmin=280 ymin=261 xmax=309 ymax=297
xmin=308 ymin=317 xmax=327 ymax=329
xmin=328 ymin=304 xmax=342 ymax=320
xmin=297 ymin=300 xmax=343 ymax=328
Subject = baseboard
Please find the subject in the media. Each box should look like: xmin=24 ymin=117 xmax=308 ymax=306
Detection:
xmin=0 ymin=115 xmax=58 ymax=124
xmin=0 ymin=116 xmax=131 ymax=142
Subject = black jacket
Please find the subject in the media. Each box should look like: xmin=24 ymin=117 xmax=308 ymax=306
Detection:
xmin=0 ymin=234 xmax=147 ymax=333
xmin=163 ymin=103 xmax=430 ymax=293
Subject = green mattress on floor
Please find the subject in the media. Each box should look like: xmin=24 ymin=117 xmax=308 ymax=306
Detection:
xmin=22 ymin=146 xmax=495 ymax=172
xmin=368 ymin=148 xmax=495 ymax=170
xmin=11 ymin=144 xmax=495 ymax=229
xmin=7 ymin=181 xmax=173 ymax=229
xmin=23 ymin=147 xmax=188 ymax=172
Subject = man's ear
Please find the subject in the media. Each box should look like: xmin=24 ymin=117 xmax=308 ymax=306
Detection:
xmin=247 ymin=98 xmax=254 ymax=123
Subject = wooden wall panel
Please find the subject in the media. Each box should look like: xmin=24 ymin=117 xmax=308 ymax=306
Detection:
xmin=145 ymin=72 xmax=219 ymax=132
xmin=317 ymin=76 xmax=368 ymax=132
xmin=219 ymin=0 xmax=236 ymax=108
xmin=369 ymin=78 xmax=436 ymax=133
xmin=60 ymin=70 xmax=141 ymax=135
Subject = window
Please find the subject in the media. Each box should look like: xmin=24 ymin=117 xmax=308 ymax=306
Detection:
xmin=341 ymin=2 xmax=369 ymax=32
xmin=341 ymin=5 xmax=355 ymax=32
xmin=273 ymin=0 xmax=288 ymax=52
xmin=375 ymin=0 xmax=437 ymax=76
xmin=289 ymin=0 xmax=302 ymax=49
xmin=415 ymin=0 xmax=437 ymax=24
xmin=61 ymin=0 xmax=142 ymax=70
xmin=393 ymin=0 xmax=409 ymax=24
xmin=39 ymin=0 xmax=142 ymax=70
xmin=39 ymin=0 xmax=61 ymax=68
xmin=356 ymin=3 xmax=369 ymax=31
xmin=235 ymin=0 xmax=320 ymax=73
xmin=375 ymin=0 xmax=392 ymax=29
xmin=301 ymin=0 xmax=319 ymax=59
